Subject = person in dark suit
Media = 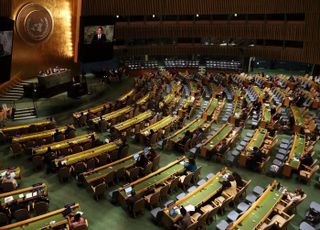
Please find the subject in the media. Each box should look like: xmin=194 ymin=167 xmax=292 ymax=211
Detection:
xmin=91 ymin=27 xmax=107 ymax=44
xmin=246 ymin=147 xmax=263 ymax=171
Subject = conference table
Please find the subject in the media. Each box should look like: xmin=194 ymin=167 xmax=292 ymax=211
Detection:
xmin=230 ymin=181 xmax=282 ymax=230
xmin=199 ymin=123 xmax=234 ymax=158
xmin=136 ymin=93 xmax=150 ymax=106
xmin=54 ymin=140 xmax=121 ymax=167
xmin=32 ymin=133 xmax=97 ymax=156
xmin=282 ymin=134 xmax=305 ymax=177
xmin=81 ymin=150 xmax=144 ymax=186
xmin=162 ymin=168 xmax=227 ymax=228
xmin=238 ymin=128 xmax=268 ymax=167
xmin=260 ymin=104 xmax=271 ymax=128
xmin=202 ymin=98 xmax=218 ymax=120
xmin=0 ymin=167 xmax=21 ymax=180
xmin=140 ymin=115 xmax=179 ymax=137
xmin=12 ymin=125 xmax=74 ymax=144
xmin=113 ymin=110 xmax=153 ymax=133
xmin=72 ymin=102 xmax=112 ymax=119
xmin=168 ymin=118 xmax=205 ymax=147
xmin=118 ymin=157 xmax=186 ymax=203
xmin=0 ymin=119 xmax=55 ymax=137
xmin=0 ymin=203 xmax=81 ymax=230
xmin=291 ymin=106 xmax=304 ymax=132
xmin=90 ymin=106 xmax=133 ymax=125
xmin=0 ymin=183 xmax=48 ymax=208
xmin=117 ymin=89 xmax=135 ymax=102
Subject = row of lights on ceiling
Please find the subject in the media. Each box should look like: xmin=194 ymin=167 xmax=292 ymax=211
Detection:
xmin=115 ymin=13 xmax=238 ymax=18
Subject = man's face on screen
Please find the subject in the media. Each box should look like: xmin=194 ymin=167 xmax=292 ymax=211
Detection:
xmin=96 ymin=28 xmax=103 ymax=35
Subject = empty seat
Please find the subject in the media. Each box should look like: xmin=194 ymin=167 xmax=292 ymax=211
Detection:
xmin=253 ymin=186 xmax=264 ymax=196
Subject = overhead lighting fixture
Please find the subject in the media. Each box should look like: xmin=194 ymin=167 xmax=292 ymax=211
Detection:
xmin=116 ymin=15 xmax=119 ymax=18
xmin=220 ymin=42 xmax=227 ymax=46
xmin=196 ymin=14 xmax=199 ymax=18
xmin=152 ymin=14 xmax=156 ymax=18
xmin=249 ymin=43 xmax=255 ymax=47
xmin=234 ymin=13 xmax=238 ymax=17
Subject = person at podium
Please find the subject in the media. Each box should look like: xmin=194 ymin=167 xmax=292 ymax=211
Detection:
xmin=91 ymin=26 xmax=107 ymax=44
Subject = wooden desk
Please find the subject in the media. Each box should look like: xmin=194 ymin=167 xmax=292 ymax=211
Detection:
xmin=200 ymin=124 xmax=234 ymax=158
xmin=291 ymin=106 xmax=304 ymax=132
xmin=54 ymin=140 xmax=121 ymax=167
xmin=202 ymin=98 xmax=218 ymax=120
xmin=0 ymin=183 xmax=47 ymax=208
xmin=136 ymin=93 xmax=151 ymax=106
xmin=230 ymin=181 xmax=282 ymax=230
xmin=118 ymin=157 xmax=186 ymax=202
xmin=167 ymin=118 xmax=205 ymax=149
xmin=113 ymin=110 xmax=153 ymax=133
xmin=117 ymin=89 xmax=135 ymax=102
xmin=32 ymin=133 xmax=97 ymax=156
xmin=0 ymin=119 xmax=55 ymax=138
xmin=162 ymin=168 xmax=227 ymax=228
xmin=238 ymin=128 xmax=268 ymax=167
xmin=12 ymin=125 xmax=74 ymax=144
xmin=81 ymin=150 xmax=143 ymax=185
xmin=260 ymin=104 xmax=271 ymax=128
xmin=282 ymin=134 xmax=305 ymax=177
xmin=90 ymin=106 xmax=133 ymax=125
xmin=0 ymin=203 xmax=81 ymax=230
xmin=72 ymin=102 xmax=112 ymax=119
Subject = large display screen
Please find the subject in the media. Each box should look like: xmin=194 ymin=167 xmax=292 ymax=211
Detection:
xmin=83 ymin=25 xmax=114 ymax=44
xmin=79 ymin=17 xmax=115 ymax=63
xmin=0 ymin=31 xmax=13 ymax=57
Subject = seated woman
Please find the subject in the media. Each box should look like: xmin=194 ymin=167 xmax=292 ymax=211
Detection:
xmin=179 ymin=157 xmax=197 ymax=183
xmin=1 ymin=172 xmax=18 ymax=189
xmin=222 ymin=174 xmax=237 ymax=198
xmin=285 ymin=188 xmax=305 ymax=203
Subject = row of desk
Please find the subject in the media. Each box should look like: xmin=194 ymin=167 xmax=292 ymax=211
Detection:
xmin=54 ymin=140 xmax=121 ymax=167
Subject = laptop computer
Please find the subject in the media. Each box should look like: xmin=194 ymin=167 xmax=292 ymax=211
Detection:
xmin=125 ymin=186 xmax=133 ymax=196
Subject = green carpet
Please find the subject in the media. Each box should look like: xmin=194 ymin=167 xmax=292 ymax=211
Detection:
xmin=0 ymin=74 xmax=319 ymax=230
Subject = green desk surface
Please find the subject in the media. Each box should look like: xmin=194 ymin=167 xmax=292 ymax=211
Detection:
xmin=244 ymin=129 xmax=267 ymax=156
xmin=253 ymin=86 xmax=264 ymax=98
xmin=288 ymin=135 xmax=305 ymax=169
xmin=12 ymin=126 xmax=72 ymax=143
xmin=84 ymin=154 xmax=139 ymax=184
xmin=0 ymin=184 xmax=47 ymax=207
xmin=179 ymin=174 xmax=222 ymax=207
xmin=32 ymin=133 xmax=95 ymax=155
xmin=141 ymin=115 xmax=177 ymax=134
xmin=171 ymin=119 xmax=204 ymax=143
xmin=1 ymin=120 xmax=52 ymax=133
xmin=73 ymin=102 xmax=111 ymax=118
xmin=189 ymin=82 xmax=197 ymax=94
xmin=118 ymin=89 xmax=135 ymax=102
xmin=291 ymin=106 xmax=304 ymax=127
xmin=136 ymin=93 xmax=150 ymax=105
xmin=9 ymin=206 xmax=80 ymax=230
xmin=91 ymin=106 xmax=133 ymax=124
xmin=120 ymin=161 xmax=184 ymax=197
xmin=204 ymin=125 xmax=233 ymax=150
xmin=236 ymin=189 xmax=282 ymax=230
xmin=262 ymin=105 xmax=271 ymax=123
xmin=182 ymin=97 xmax=193 ymax=109
xmin=163 ymin=94 xmax=174 ymax=104
xmin=54 ymin=141 xmax=120 ymax=166
xmin=114 ymin=111 xmax=153 ymax=131
xmin=205 ymin=99 xmax=218 ymax=116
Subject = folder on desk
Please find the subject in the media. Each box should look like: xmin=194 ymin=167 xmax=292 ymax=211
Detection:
xmin=185 ymin=204 xmax=195 ymax=212
xmin=4 ymin=196 xmax=14 ymax=203
xmin=25 ymin=193 xmax=33 ymax=199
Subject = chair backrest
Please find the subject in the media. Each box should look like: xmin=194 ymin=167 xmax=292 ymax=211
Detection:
xmin=86 ymin=158 xmax=96 ymax=170
xmin=72 ymin=145 xmax=83 ymax=154
xmin=58 ymin=167 xmax=70 ymax=180
xmin=133 ymin=198 xmax=145 ymax=216
xmin=149 ymin=191 xmax=161 ymax=207
xmin=159 ymin=184 xmax=170 ymax=199
xmin=186 ymin=221 xmax=198 ymax=230
xmin=109 ymin=150 xmax=118 ymax=162
xmin=222 ymin=196 xmax=233 ymax=209
xmin=75 ymin=162 xmax=86 ymax=174
xmin=191 ymin=166 xmax=202 ymax=183
xmin=144 ymin=162 xmax=153 ymax=175
xmin=32 ymin=156 xmax=44 ymax=167
xmin=0 ymin=212 xmax=8 ymax=226
xmin=13 ymin=209 xmax=30 ymax=221
xmin=83 ymin=142 xmax=92 ymax=150
xmin=95 ymin=182 xmax=106 ymax=196
xmin=116 ymin=168 xmax=126 ymax=181
xmin=1 ymin=182 xmax=15 ymax=192
xmin=72 ymin=225 xmax=88 ymax=230
xmin=119 ymin=146 xmax=129 ymax=159
xmin=169 ymin=177 xmax=180 ymax=191
xmin=152 ymin=155 xmax=160 ymax=171
xmin=98 ymin=153 xmax=109 ymax=165
xmin=197 ymin=211 xmax=209 ymax=228
xmin=34 ymin=201 xmax=49 ymax=216
xmin=105 ymin=171 xmax=115 ymax=184
xmin=182 ymin=173 xmax=193 ymax=187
